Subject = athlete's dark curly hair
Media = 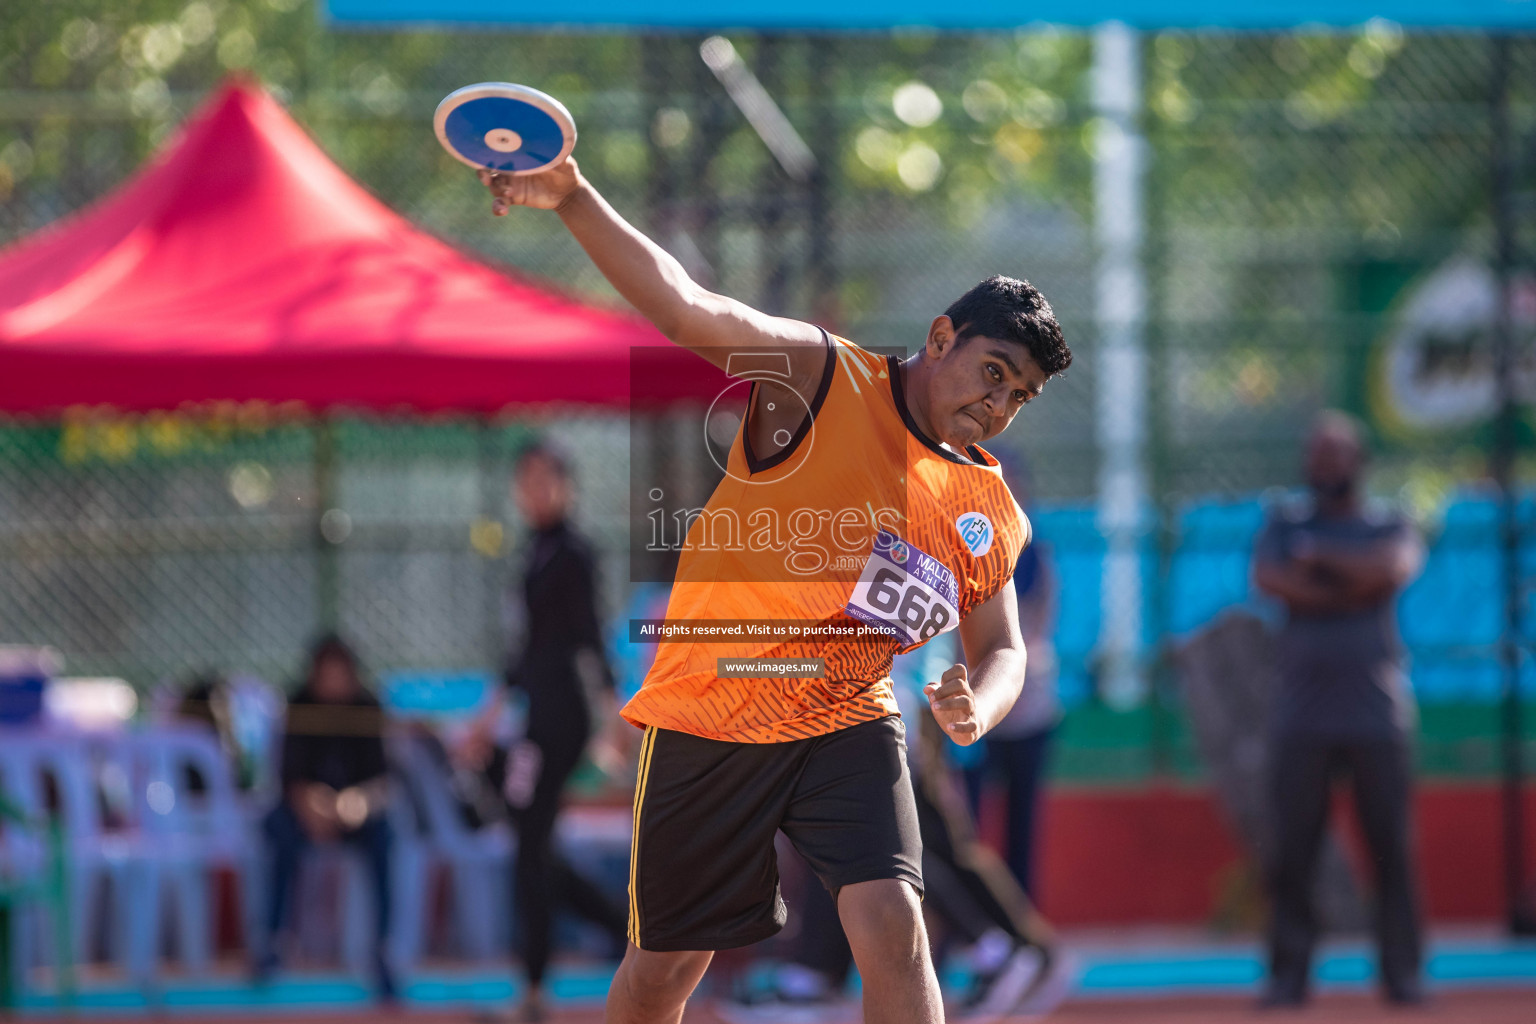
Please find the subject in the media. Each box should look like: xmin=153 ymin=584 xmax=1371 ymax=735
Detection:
xmin=944 ymin=275 xmax=1071 ymax=377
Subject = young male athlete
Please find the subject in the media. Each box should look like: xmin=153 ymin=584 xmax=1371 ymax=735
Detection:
xmin=476 ymin=155 xmax=1071 ymax=1024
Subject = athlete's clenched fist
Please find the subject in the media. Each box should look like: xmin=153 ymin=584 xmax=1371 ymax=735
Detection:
xmin=925 ymin=663 xmax=981 ymax=745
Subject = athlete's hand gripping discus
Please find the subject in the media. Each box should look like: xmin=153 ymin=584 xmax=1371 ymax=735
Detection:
xmin=433 ymin=82 xmax=577 ymax=174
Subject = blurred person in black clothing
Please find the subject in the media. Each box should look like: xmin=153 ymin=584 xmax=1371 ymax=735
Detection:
xmin=1253 ymin=411 xmax=1426 ymax=1008
xmin=461 ymin=443 xmax=627 ymax=1023
xmin=254 ymin=634 xmax=395 ymax=1001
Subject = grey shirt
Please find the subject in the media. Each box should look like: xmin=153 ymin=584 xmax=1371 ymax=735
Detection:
xmin=1254 ymin=499 xmax=1417 ymax=740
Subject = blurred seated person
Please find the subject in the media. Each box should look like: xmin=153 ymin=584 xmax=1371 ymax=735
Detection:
xmin=174 ymin=671 xmax=224 ymax=731
xmin=171 ymin=671 xmax=229 ymax=793
xmin=253 ymin=634 xmax=395 ymax=1001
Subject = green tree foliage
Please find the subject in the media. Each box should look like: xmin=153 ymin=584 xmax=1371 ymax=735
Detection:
xmin=0 ymin=5 xmax=1502 ymax=276
xmin=3 ymin=4 xmax=1529 ymax=497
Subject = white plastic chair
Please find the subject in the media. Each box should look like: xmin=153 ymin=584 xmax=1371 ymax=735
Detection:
xmin=0 ymin=729 xmax=142 ymax=975
xmin=0 ymin=740 xmax=68 ymax=1000
xmin=391 ymin=734 xmax=513 ymax=960
xmin=122 ymin=725 xmax=256 ymax=977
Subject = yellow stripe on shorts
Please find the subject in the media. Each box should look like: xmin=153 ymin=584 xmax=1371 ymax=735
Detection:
xmin=628 ymin=725 xmax=657 ymax=946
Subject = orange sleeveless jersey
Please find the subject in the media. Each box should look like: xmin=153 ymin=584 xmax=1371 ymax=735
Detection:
xmin=621 ymin=335 xmax=1031 ymax=743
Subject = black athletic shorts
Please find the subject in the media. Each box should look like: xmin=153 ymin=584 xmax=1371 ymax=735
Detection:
xmin=626 ymin=714 xmax=923 ymax=952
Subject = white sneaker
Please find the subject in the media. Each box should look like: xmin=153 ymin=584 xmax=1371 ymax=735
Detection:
xmin=960 ymin=945 xmax=1046 ymax=1022
xmin=716 ymin=994 xmax=861 ymax=1024
xmin=1017 ymin=948 xmax=1076 ymax=1018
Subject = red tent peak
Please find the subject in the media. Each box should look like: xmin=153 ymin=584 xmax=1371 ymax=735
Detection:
xmin=141 ymin=76 xmax=402 ymax=241
xmin=0 ymin=77 xmax=415 ymax=333
xmin=0 ymin=77 xmax=715 ymax=415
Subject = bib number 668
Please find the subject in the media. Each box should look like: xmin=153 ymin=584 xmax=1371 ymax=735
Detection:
xmin=865 ymin=567 xmax=952 ymax=641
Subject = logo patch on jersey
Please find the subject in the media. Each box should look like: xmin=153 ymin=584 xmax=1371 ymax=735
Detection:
xmin=845 ymin=530 xmax=962 ymax=647
xmin=955 ymin=512 xmax=994 ymax=557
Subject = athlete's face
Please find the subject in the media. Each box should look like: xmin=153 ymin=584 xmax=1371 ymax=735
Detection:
xmin=924 ymin=317 xmax=1048 ymax=447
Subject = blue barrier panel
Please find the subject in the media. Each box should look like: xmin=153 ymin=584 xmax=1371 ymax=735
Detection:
xmin=325 ymin=0 xmax=1536 ymax=31
xmin=606 ymin=491 xmax=1533 ymax=710
xmin=380 ymin=670 xmax=495 ymax=720
xmin=1022 ymin=491 xmax=1531 ymax=707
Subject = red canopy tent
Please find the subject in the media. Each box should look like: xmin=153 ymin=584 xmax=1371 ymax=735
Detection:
xmin=0 ymin=79 xmax=721 ymax=415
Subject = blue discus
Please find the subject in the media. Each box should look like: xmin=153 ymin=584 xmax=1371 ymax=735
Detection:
xmin=434 ymin=83 xmax=577 ymax=175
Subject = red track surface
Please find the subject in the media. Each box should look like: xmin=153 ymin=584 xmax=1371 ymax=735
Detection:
xmin=79 ymin=989 xmax=1533 ymax=1023
xmin=1042 ymin=991 xmax=1536 ymax=1023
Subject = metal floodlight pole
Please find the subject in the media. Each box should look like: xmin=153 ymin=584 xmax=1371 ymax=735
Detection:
xmin=808 ymin=37 xmax=839 ymax=324
xmin=1489 ymin=34 xmax=1533 ymax=937
xmin=689 ymin=33 xmax=727 ymax=286
xmin=756 ymin=34 xmax=792 ymax=315
xmin=1093 ymin=22 xmax=1150 ymax=712
xmin=700 ymin=35 xmax=817 ymax=184
xmin=478 ymin=421 xmax=504 ymax=673
xmin=643 ymin=34 xmax=676 ymax=241
xmin=313 ymin=416 xmax=340 ymax=632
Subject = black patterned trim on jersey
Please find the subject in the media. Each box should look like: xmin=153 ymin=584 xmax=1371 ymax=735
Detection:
xmin=885 ymin=354 xmax=985 ymax=468
xmin=743 ymin=328 xmax=837 ymax=475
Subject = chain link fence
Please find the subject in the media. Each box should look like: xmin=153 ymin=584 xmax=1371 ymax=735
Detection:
xmin=2 ymin=6 xmax=1534 ymax=778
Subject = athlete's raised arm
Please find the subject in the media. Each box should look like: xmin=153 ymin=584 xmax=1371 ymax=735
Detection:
xmin=478 ymin=160 xmax=826 ymax=395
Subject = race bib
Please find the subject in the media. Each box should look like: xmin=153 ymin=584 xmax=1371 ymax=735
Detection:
xmin=845 ymin=530 xmax=962 ymax=647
